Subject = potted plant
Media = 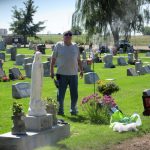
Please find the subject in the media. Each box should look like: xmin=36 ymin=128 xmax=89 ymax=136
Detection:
xmin=81 ymin=93 xmax=110 ymax=124
xmin=97 ymin=80 xmax=119 ymax=95
xmin=45 ymin=97 xmax=58 ymax=125
xmin=11 ymin=102 xmax=26 ymax=135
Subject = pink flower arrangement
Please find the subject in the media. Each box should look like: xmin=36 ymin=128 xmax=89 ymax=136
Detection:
xmin=81 ymin=93 xmax=101 ymax=105
xmin=102 ymin=95 xmax=117 ymax=108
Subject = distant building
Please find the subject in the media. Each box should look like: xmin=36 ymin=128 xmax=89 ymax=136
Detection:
xmin=0 ymin=29 xmax=7 ymax=36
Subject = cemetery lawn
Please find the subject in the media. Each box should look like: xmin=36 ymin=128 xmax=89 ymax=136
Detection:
xmin=0 ymin=48 xmax=150 ymax=150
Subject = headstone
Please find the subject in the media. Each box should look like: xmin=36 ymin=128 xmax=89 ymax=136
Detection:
xmin=135 ymin=62 xmax=145 ymax=75
xmin=127 ymin=68 xmax=138 ymax=76
xmin=9 ymin=67 xmax=22 ymax=79
xmin=82 ymin=60 xmax=92 ymax=73
xmin=82 ymin=51 xmax=87 ymax=59
xmin=43 ymin=61 xmax=50 ymax=77
xmin=128 ymin=53 xmax=134 ymax=64
xmin=6 ymin=48 xmax=11 ymax=54
xmin=0 ymin=53 xmax=5 ymax=61
xmin=103 ymin=54 xmax=115 ymax=68
xmin=12 ymin=82 xmax=31 ymax=99
xmin=117 ymin=57 xmax=127 ymax=66
xmin=142 ymin=89 xmax=150 ymax=116
xmin=143 ymin=89 xmax=150 ymax=96
xmin=84 ymin=72 xmax=99 ymax=84
xmin=145 ymin=52 xmax=150 ymax=57
xmin=23 ymin=57 xmax=33 ymax=68
xmin=0 ymin=68 xmax=5 ymax=77
xmin=0 ymin=59 xmax=3 ymax=69
xmin=0 ymin=41 xmax=5 ymax=50
xmin=25 ymin=63 xmax=32 ymax=78
xmin=16 ymin=54 xmax=25 ymax=65
xmin=10 ymin=47 xmax=17 ymax=61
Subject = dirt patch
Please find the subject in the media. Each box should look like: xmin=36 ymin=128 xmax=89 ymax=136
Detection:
xmin=110 ymin=134 xmax=150 ymax=150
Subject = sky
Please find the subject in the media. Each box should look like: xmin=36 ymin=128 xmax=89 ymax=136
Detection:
xmin=0 ymin=0 xmax=76 ymax=34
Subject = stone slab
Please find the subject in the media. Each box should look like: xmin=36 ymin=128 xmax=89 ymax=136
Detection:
xmin=24 ymin=114 xmax=53 ymax=132
xmin=0 ymin=124 xmax=70 ymax=150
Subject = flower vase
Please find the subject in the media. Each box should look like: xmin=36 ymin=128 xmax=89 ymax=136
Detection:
xmin=11 ymin=113 xmax=26 ymax=135
xmin=46 ymin=104 xmax=57 ymax=125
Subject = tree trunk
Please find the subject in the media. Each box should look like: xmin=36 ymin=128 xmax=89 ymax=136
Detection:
xmin=109 ymin=23 xmax=120 ymax=48
xmin=23 ymin=35 xmax=27 ymax=48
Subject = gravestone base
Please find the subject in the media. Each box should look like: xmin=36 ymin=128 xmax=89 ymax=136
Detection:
xmin=24 ymin=114 xmax=53 ymax=131
xmin=0 ymin=124 xmax=70 ymax=150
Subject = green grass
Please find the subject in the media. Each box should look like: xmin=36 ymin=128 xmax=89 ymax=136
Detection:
xmin=0 ymin=48 xmax=150 ymax=150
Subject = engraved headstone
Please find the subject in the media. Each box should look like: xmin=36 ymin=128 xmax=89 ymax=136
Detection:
xmin=0 ymin=53 xmax=5 ymax=61
xmin=103 ymin=54 xmax=115 ymax=68
xmin=0 ymin=68 xmax=5 ymax=77
xmin=135 ymin=62 xmax=145 ymax=75
xmin=43 ymin=61 xmax=50 ymax=77
xmin=16 ymin=54 xmax=25 ymax=65
xmin=144 ymin=65 xmax=150 ymax=73
xmin=82 ymin=60 xmax=92 ymax=73
xmin=9 ymin=67 xmax=22 ymax=79
xmin=82 ymin=51 xmax=87 ymax=59
xmin=127 ymin=68 xmax=138 ymax=76
xmin=0 ymin=59 xmax=3 ymax=69
xmin=84 ymin=72 xmax=99 ymax=84
xmin=23 ymin=57 xmax=33 ymax=68
xmin=117 ymin=57 xmax=127 ymax=66
xmin=12 ymin=82 xmax=31 ymax=99
xmin=128 ymin=53 xmax=134 ymax=64
xmin=0 ymin=41 xmax=5 ymax=50
xmin=10 ymin=47 xmax=17 ymax=61
xmin=24 ymin=63 xmax=32 ymax=78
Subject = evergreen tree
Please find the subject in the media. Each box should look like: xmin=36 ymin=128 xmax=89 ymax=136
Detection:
xmin=10 ymin=0 xmax=45 ymax=47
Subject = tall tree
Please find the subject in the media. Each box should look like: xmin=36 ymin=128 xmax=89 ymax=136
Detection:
xmin=72 ymin=0 xmax=150 ymax=47
xmin=10 ymin=0 xmax=45 ymax=47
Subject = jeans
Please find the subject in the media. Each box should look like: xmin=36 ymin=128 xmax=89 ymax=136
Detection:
xmin=56 ymin=74 xmax=78 ymax=114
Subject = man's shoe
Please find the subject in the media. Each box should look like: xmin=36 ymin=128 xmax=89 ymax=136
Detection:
xmin=57 ymin=112 xmax=64 ymax=116
xmin=70 ymin=112 xmax=78 ymax=116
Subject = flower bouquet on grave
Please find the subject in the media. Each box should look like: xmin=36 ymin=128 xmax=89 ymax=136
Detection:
xmin=97 ymin=80 xmax=119 ymax=95
xmin=81 ymin=93 xmax=110 ymax=124
xmin=1 ymin=75 xmax=10 ymax=82
xmin=18 ymin=74 xmax=25 ymax=80
xmin=11 ymin=102 xmax=26 ymax=135
xmin=44 ymin=97 xmax=58 ymax=125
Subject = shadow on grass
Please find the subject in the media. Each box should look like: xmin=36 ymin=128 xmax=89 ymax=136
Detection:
xmin=51 ymin=143 xmax=71 ymax=150
xmin=64 ymin=114 xmax=88 ymax=123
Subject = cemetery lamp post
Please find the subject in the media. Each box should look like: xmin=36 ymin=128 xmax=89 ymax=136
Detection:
xmin=142 ymin=90 xmax=150 ymax=116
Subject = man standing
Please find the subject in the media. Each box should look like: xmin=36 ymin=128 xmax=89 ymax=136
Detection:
xmin=50 ymin=30 xmax=83 ymax=115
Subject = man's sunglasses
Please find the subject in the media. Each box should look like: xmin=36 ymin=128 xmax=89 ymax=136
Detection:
xmin=64 ymin=33 xmax=72 ymax=36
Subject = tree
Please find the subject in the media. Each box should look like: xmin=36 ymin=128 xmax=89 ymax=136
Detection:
xmin=72 ymin=0 xmax=150 ymax=47
xmin=142 ymin=26 xmax=150 ymax=35
xmin=10 ymin=0 xmax=45 ymax=47
xmin=71 ymin=26 xmax=82 ymax=35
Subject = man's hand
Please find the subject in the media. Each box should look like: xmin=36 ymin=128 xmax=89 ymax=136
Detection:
xmin=50 ymin=71 xmax=54 ymax=79
xmin=79 ymin=71 xmax=83 ymax=79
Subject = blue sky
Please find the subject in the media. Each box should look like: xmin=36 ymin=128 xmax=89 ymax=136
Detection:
xmin=0 ymin=0 xmax=76 ymax=34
